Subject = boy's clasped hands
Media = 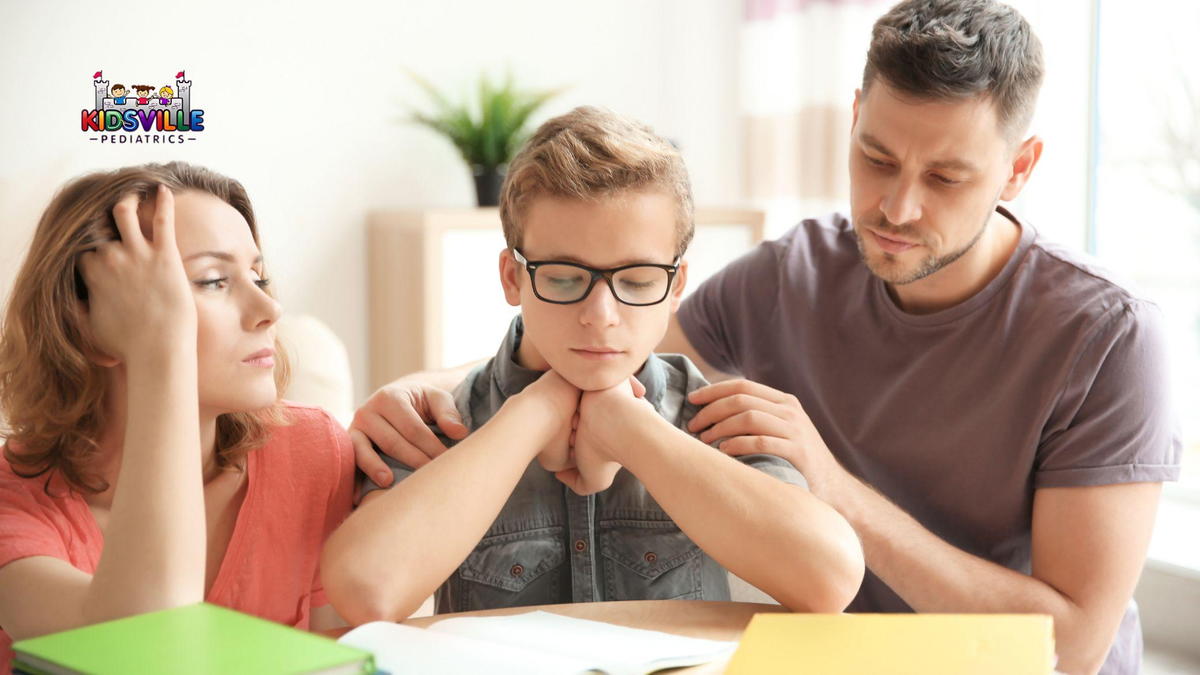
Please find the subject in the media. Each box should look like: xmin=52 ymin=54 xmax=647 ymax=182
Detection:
xmin=522 ymin=370 xmax=653 ymax=496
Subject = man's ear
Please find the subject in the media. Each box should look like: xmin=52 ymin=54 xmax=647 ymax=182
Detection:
xmin=851 ymin=88 xmax=862 ymax=130
xmin=74 ymin=299 xmax=120 ymax=368
xmin=498 ymin=248 xmax=522 ymax=307
xmin=1000 ymin=134 xmax=1043 ymax=201
xmin=668 ymin=259 xmax=689 ymax=313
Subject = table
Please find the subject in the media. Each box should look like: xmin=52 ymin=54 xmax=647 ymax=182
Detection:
xmin=330 ymin=600 xmax=788 ymax=673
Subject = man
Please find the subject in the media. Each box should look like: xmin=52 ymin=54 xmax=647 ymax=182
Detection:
xmin=352 ymin=2 xmax=1179 ymax=673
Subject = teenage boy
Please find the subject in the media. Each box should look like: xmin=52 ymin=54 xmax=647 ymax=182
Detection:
xmin=321 ymin=107 xmax=864 ymax=624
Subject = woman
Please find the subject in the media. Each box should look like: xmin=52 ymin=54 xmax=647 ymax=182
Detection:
xmin=0 ymin=162 xmax=354 ymax=669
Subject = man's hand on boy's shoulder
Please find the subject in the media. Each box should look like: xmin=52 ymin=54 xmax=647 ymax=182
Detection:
xmin=349 ymin=380 xmax=470 ymax=488
xmin=686 ymin=378 xmax=839 ymax=491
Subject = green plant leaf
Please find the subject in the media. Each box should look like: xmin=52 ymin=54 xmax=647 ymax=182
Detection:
xmin=401 ymin=69 xmax=563 ymax=169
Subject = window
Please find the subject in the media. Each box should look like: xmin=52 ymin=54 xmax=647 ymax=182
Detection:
xmin=1093 ymin=1 xmax=1200 ymax=497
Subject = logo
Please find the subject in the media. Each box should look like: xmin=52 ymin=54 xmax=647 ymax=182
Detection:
xmin=82 ymin=70 xmax=205 ymax=144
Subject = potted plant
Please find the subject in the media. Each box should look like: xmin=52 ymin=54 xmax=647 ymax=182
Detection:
xmin=406 ymin=71 xmax=560 ymax=206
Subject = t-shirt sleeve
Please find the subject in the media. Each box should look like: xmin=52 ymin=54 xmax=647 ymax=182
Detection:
xmin=311 ymin=413 xmax=358 ymax=607
xmin=1034 ymin=300 xmax=1183 ymax=488
xmin=0 ymin=474 xmax=70 ymax=571
xmin=676 ymin=239 xmax=784 ymax=376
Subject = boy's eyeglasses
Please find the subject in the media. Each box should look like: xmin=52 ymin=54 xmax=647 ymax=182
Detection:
xmin=512 ymin=248 xmax=681 ymax=306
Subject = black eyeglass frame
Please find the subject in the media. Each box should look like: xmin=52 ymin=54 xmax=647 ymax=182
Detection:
xmin=511 ymin=248 xmax=682 ymax=306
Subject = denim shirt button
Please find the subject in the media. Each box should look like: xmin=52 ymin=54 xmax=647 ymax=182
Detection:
xmin=644 ymin=551 xmax=657 ymax=563
xmin=510 ymin=564 xmax=524 ymax=576
xmin=574 ymin=539 xmax=587 ymax=553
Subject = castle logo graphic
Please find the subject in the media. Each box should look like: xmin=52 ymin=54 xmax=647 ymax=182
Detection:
xmin=82 ymin=70 xmax=205 ymax=144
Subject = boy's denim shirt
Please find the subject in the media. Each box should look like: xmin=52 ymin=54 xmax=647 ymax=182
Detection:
xmin=363 ymin=316 xmax=804 ymax=612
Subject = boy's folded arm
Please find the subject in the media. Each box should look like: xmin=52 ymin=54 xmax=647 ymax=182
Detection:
xmin=320 ymin=392 xmax=560 ymax=625
xmin=611 ymin=409 xmax=865 ymax=613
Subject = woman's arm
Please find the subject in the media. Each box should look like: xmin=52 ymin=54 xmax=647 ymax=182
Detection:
xmin=0 ymin=187 xmax=206 ymax=639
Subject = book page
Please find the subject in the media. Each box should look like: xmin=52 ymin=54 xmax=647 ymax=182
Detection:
xmin=430 ymin=611 xmax=737 ymax=675
xmin=338 ymin=621 xmax=597 ymax=675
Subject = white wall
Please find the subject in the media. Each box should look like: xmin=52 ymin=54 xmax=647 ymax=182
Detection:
xmin=1005 ymin=0 xmax=1096 ymax=250
xmin=0 ymin=0 xmax=741 ymax=402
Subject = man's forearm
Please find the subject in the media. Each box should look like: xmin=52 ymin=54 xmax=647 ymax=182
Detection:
xmin=614 ymin=415 xmax=864 ymax=612
xmin=818 ymin=469 xmax=1059 ymax=611
xmin=322 ymin=396 xmax=546 ymax=623
xmin=812 ymin=468 xmax=1115 ymax=675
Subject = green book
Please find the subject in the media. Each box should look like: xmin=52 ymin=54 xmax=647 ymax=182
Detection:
xmin=12 ymin=603 xmax=375 ymax=675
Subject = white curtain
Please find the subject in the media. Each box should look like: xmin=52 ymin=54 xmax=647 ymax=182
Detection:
xmin=740 ymin=0 xmax=890 ymax=233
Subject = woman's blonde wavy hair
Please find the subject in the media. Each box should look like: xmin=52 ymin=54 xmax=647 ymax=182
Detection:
xmin=0 ymin=161 xmax=291 ymax=495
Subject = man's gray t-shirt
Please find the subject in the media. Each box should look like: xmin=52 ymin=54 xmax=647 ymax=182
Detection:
xmin=363 ymin=316 xmax=804 ymax=613
xmin=677 ymin=208 xmax=1181 ymax=675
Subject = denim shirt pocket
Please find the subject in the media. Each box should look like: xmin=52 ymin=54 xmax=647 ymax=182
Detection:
xmin=599 ymin=519 xmax=704 ymax=601
xmin=451 ymin=525 xmax=567 ymax=612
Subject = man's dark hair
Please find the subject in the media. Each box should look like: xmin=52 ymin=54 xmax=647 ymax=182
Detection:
xmin=862 ymin=0 xmax=1044 ymax=138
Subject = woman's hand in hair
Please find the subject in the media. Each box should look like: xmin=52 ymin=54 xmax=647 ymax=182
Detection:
xmin=78 ymin=185 xmax=196 ymax=364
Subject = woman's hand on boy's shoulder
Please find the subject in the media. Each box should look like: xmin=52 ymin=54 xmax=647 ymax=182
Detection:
xmin=349 ymin=381 xmax=469 ymax=488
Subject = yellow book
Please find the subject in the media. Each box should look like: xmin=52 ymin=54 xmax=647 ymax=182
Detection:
xmin=726 ymin=613 xmax=1055 ymax=675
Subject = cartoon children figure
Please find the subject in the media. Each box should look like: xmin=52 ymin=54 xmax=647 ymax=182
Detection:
xmin=133 ymin=85 xmax=152 ymax=105
xmin=110 ymin=84 xmax=127 ymax=105
xmin=158 ymin=86 xmax=174 ymax=105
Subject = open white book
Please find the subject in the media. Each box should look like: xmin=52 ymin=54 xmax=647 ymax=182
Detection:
xmin=337 ymin=610 xmax=738 ymax=675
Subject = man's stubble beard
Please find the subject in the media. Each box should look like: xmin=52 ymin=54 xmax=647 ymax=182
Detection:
xmin=852 ymin=209 xmax=993 ymax=285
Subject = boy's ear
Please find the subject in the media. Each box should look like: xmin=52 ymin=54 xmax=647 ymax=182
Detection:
xmin=668 ymin=259 xmax=688 ymax=313
xmin=498 ymin=249 xmax=523 ymax=307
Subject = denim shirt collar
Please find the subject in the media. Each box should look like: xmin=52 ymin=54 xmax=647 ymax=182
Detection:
xmin=491 ymin=315 xmax=668 ymax=410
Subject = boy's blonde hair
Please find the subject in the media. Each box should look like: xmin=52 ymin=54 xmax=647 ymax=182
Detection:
xmin=499 ymin=106 xmax=694 ymax=257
